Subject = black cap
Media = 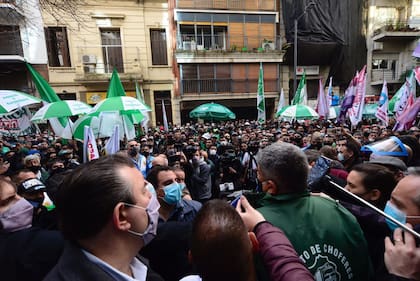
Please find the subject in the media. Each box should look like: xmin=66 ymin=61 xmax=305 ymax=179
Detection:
xmin=18 ymin=178 xmax=46 ymax=194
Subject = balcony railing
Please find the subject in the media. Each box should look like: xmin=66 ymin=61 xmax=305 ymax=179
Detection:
xmin=182 ymin=78 xmax=278 ymax=95
xmin=176 ymin=34 xmax=282 ymax=52
xmin=75 ymin=45 xmax=142 ymax=76
xmin=371 ymin=69 xmax=400 ymax=84
xmin=176 ymin=0 xmax=276 ymax=11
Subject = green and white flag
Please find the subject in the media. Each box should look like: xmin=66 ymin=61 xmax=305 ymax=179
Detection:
xmin=107 ymin=69 xmax=126 ymax=98
xmin=276 ymin=88 xmax=285 ymax=116
xmin=257 ymin=62 xmax=266 ymax=123
xmin=291 ymin=71 xmax=307 ymax=105
xmin=26 ymin=63 xmax=73 ymax=139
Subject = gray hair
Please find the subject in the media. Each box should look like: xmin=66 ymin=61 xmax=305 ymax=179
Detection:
xmin=256 ymin=142 xmax=309 ymax=193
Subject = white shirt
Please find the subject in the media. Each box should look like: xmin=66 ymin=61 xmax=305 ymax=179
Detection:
xmin=179 ymin=275 xmax=202 ymax=281
xmin=82 ymin=249 xmax=148 ymax=281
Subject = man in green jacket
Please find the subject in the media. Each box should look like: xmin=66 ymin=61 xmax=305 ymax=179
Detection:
xmin=256 ymin=142 xmax=372 ymax=281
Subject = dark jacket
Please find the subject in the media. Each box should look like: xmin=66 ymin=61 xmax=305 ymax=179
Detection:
xmin=44 ymin=242 xmax=164 ymax=281
xmin=141 ymin=221 xmax=193 ymax=281
xmin=0 ymin=227 xmax=64 ymax=281
xmin=254 ymin=221 xmax=314 ymax=281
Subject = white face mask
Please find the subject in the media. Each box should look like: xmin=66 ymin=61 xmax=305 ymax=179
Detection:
xmin=0 ymin=198 xmax=33 ymax=232
xmin=123 ymin=194 xmax=160 ymax=245
xmin=209 ymin=149 xmax=217 ymax=155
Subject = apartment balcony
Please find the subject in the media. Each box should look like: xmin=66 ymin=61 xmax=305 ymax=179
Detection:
xmin=370 ymin=69 xmax=401 ymax=86
xmin=175 ymin=34 xmax=284 ymax=63
xmin=372 ymin=22 xmax=420 ymax=42
xmin=181 ymin=78 xmax=279 ymax=96
xmin=0 ymin=0 xmax=24 ymax=20
xmin=176 ymin=0 xmax=276 ymax=11
xmin=74 ymin=45 xmax=143 ymax=83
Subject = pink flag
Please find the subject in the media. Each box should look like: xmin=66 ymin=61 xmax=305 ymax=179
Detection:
xmin=393 ymin=98 xmax=420 ymax=131
xmin=316 ymin=79 xmax=329 ymax=119
xmin=414 ymin=66 xmax=420 ymax=85
xmin=349 ymin=65 xmax=367 ymax=126
xmin=375 ymin=80 xmax=389 ymax=126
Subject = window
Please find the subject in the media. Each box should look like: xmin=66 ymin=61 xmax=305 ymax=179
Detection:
xmin=372 ymin=59 xmax=396 ymax=70
xmin=45 ymin=27 xmax=71 ymax=67
xmin=179 ymin=24 xmax=227 ymax=50
xmin=100 ymin=28 xmax=123 ymax=73
xmin=150 ymin=29 xmax=168 ymax=65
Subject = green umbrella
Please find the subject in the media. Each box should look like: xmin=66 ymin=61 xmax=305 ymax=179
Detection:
xmin=31 ymin=100 xmax=92 ymax=121
xmin=276 ymin=104 xmax=319 ymax=120
xmin=0 ymin=90 xmax=41 ymax=113
xmin=189 ymin=102 xmax=236 ymax=120
xmin=89 ymin=96 xmax=145 ymax=121
xmin=72 ymin=116 xmax=107 ymax=141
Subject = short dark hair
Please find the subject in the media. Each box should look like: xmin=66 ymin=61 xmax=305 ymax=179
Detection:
xmin=191 ymin=200 xmax=254 ymax=281
xmin=345 ymin=140 xmax=360 ymax=159
xmin=146 ymin=165 xmax=174 ymax=190
xmin=351 ymin=163 xmax=396 ymax=209
xmin=55 ymin=154 xmax=135 ymax=241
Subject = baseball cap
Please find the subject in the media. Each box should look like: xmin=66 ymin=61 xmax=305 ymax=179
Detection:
xmin=18 ymin=178 xmax=46 ymax=194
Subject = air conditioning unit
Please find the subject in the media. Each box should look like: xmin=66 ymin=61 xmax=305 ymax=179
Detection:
xmin=83 ymin=65 xmax=96 ymax=73
xmin=82 ymin=54 xmax=97 ymax=64
xmin=262 ymin=42 xmax=275 ymax=51
xmin=373 ymin=42 xmax=383 ymax=51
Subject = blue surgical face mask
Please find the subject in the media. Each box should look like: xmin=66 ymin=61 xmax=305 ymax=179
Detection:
xmin=384 ymin=201 xmax=420 ymax=232
xmin=384 ymin=201 xmax=406 ymax=231
xmin=162 ymin=182 xmax=182 ymax=205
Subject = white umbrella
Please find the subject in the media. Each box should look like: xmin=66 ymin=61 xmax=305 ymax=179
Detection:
xmin=0 ymin=90 xmax=41 ymax=113
xmin=31 ymin=100 xmax=92 ymax=122
xmin=277 ymin=104 xmax=319 ymax=120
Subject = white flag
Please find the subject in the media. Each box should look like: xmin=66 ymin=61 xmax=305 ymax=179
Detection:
xmin=327 ymin=77 xmax=333 ymax=106
xmin=276 ymin=88 xmax=285 ymax=115
xmin=375 ymin=80 xmax=389 ymax=126
xmin=104 ymin=125 xmax=120 ymax=155
xmin=316 ymin=79 xmax=329 ymax=119
xmin=162 ymin=100 xmax=169 ymax=131
xmin=83 ymin=126 xmax=100 ymax=163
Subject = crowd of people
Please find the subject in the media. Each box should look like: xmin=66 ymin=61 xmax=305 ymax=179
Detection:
xmin=0 ymin=118 xmax=419 ymax=281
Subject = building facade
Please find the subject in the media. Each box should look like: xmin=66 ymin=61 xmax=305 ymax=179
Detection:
xmin=40 ymin=0 xmax=173 ymax=126
xmin=366 ymin=0 xmax=420 ymax=96
xmin=0 ymin=0 xmax=49 ymax=93
xmin=170 ymin=0 xmax=288 ymax=123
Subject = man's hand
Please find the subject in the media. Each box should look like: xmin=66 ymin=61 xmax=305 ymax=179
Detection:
xmin=384 ymin=224 xmax=420 ymax=280
xmin=236 ymin=196 xmax=265 ymax=232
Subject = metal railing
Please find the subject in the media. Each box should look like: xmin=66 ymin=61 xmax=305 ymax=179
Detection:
xmin=76 ymin=45 xmax=141 ymax=74
xmin=373 ymin=20 xmax=419 ymax=36
xmin=176 ymin=34 xmax=282 ymax=52
xmin=176 ymin=0 xmax=276 ymax=11
xmin=182 ymin=78 xmax=278 ymax=94
xmin=371 ymin=69 xmax=400 ymax=82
